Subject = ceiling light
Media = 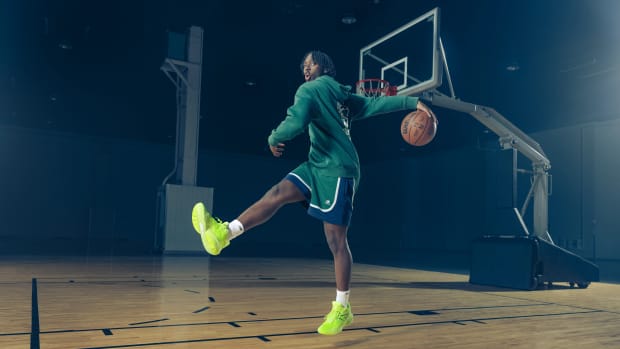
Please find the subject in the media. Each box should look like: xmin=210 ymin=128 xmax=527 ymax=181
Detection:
xmin=506 ymin=63 xmax=520 ymax=71
xmin=58 ymin=40 xmax=72 ymax=50
xmin=341 ymin=14 xmax=357 ymax=25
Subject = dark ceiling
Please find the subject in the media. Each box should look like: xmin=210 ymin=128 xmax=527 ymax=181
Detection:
xmin=3 ymin=0 xmax=619 ymax=162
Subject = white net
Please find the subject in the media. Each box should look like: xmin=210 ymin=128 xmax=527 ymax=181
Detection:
xmin=355 ymin=79 xmax=395 ymax=97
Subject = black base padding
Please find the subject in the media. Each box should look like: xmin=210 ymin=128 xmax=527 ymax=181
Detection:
xmin=469 ymin=235 xmax=599 ymax=290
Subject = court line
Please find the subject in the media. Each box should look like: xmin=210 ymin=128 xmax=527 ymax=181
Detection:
xmin=30 ymin=278 xmax=40 ymax=349
xmin=0 ymin=274 xmax=341 ymax=284
xmin=77 ymin=310 xmax=605 ymax=349
xmin=482 ymin=292 xmax=620 ymax=315
xmin=128 ymin=319 xmax=169 ymax=326
xmin=0 ymin=302 xmax=586 ymax=337
xmin=192 ymin=306 xmax=210 ymax=314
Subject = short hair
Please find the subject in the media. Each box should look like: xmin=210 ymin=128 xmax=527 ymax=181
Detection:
xmin=300 ymin=50 xmax=337 ymax=77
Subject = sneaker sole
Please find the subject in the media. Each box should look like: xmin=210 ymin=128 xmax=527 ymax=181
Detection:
xmin=191 ymin=202 xmax=207 ymax=234
xmin=192 ymin=202 xmax=222 ymax=255
xmin=317 ymin=315 xmax=353 ymax=335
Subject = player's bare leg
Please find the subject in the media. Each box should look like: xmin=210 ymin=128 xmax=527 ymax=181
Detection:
xmin=236 ymin=178 xmax=305 ymax=231
xmin=192 ymin=178 xmax=304 ymax=255
xmin=318 ymin=222 xmax=354 ymax=335
xmin=323 ymin=222 xmax=352 ymax=291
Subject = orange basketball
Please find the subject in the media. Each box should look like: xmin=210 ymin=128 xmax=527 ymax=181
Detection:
xmin=400 ymin=109 xmax=438 ymax=146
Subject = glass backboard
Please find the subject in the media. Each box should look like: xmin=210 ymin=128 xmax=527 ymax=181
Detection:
xmin=359 ymin=7 xmax=442 ymax=96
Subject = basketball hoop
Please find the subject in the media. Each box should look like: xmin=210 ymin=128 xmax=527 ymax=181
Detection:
xmin=355 ymin=78 xmax=398 ymax=97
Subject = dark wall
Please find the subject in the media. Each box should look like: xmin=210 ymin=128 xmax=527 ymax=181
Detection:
xmin=351 ymin=147 xmax=487 ymax=266
xmin=535 ymin=121 xmax=620 ymax=260
xmin=0 ymin=124 xmax=487 ymax=260
xmin=2 ymin=121 xmax=617 ymax=263
xmin=481 ymin=120 xmax=620 ymax=261
xmin=0 ymin=126 xmax=173 ymax=255
xmin=0 ymin=125 xmax=322 ymax=256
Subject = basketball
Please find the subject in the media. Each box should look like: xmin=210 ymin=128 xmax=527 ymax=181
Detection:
xmin=400 ymin=109 xmax=438 ymax=146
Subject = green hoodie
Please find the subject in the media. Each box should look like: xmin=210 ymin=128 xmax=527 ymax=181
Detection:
xmin=268 ymin=75 xmax=418 ymax=179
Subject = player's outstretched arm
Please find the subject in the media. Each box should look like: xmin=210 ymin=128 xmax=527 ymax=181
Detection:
xmin=347 ymin=94 xmax=419 ymax=121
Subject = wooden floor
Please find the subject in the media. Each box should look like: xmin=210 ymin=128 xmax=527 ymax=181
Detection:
xmin=1 ymin=256 xmax=619 ymax=349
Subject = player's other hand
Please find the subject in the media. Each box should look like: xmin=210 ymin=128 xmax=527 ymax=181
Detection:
xmin=270 ymin=143 xmax=286 ymax=157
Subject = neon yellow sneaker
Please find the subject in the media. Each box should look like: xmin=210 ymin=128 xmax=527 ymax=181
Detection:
xmin=191 ymin=202 xmax=230 ymax=255
xmin=317 ymin=301 xmax=353 ymax=335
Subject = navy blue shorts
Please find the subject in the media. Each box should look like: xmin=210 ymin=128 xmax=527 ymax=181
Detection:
xmin=285 ymin=163 xmax=356 ymax=226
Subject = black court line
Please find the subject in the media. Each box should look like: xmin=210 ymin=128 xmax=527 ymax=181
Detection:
xmin=1 ymin=278 xmax=212 ymax=285
xmin=482 ymin=292 xmax=620 ymax=315
xmin=409 ymin=310 xmax=439 ymax=315
xmin=77 ymin=310 xmax=605 ymax=349
xmin=192 ymin=306 xmax=210 ymax=314
xmin=0 ymin=332 xmax=30 ymax=336
xmin=183 ymin=289 xmax=200 ymax=294
xmin=31 ymin=278 xmax=40 ymax=349
xmin=128 ymin=319 xmax=169 ymax=326
xmin=79 ymin=331 xmax=319 ymax=349
xmin=0 ymin=302 xmax=585 ymax=337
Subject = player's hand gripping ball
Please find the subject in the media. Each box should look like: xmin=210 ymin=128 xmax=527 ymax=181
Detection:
xmin=400 ymin=108 xmax=438 ymax=146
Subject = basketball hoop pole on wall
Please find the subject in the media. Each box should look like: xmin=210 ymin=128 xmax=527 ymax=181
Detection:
xmin=160 ymin=26 xmax=204 ymax=187
xmin=156 ymin=26 xmax=215 ymax=255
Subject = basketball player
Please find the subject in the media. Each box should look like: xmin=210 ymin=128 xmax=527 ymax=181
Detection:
xmin=192 ymin=50 xmax=434 ymax=335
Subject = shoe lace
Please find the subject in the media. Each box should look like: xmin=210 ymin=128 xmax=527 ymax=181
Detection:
xmin=325 ymin=307 xmax=348 ymax=322
xmin=336 ymin=311 xmax=349 ymax=322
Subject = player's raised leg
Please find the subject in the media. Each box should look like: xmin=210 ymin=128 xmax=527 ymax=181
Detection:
xmin=192 ymin=178 xmax=305 ymax=255
xmin=236 ymin=178 xmax=306 ymax=231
